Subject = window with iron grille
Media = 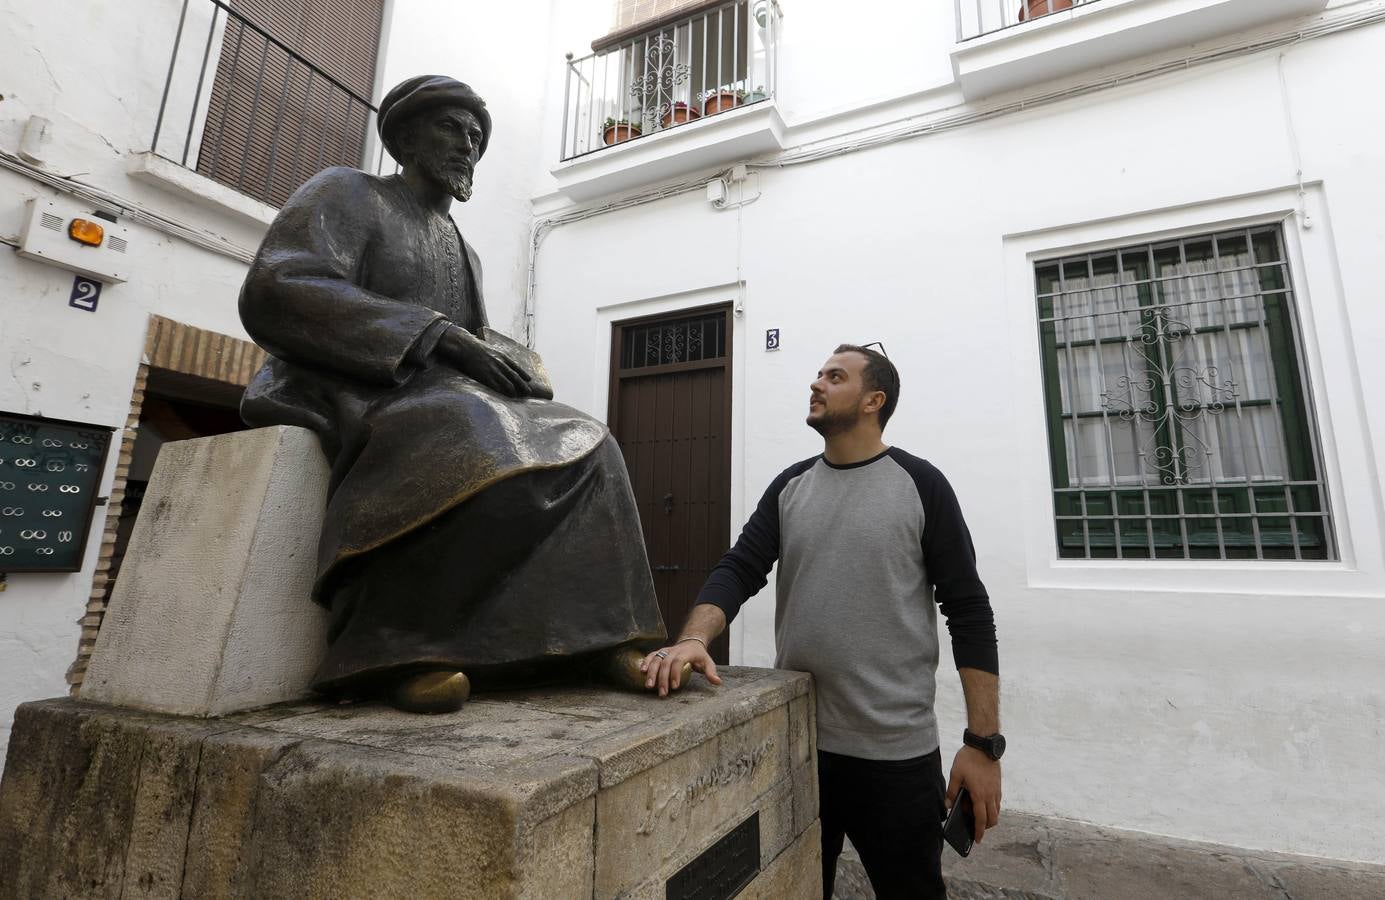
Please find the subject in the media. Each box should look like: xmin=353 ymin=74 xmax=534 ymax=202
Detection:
xmin=1034 ymin=226 xmax=1334 ymax=561
xmin=619 ymin=311 xmax=727 ymax=369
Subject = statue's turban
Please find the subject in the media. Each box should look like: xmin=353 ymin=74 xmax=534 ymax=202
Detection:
xmin=377 ymin=75 xmax=491 ymax=162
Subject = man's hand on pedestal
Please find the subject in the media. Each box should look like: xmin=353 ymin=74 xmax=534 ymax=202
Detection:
xmin=947 ymin=746 xmax=1002 ymax=843
xmin=640 ymin=637 xmax=722 ymax=697
xmin=436 ymin=324 xmax=535 ymax=397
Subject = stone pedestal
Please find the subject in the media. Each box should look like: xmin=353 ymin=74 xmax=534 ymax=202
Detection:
xmin=0 ymin=669 xmax=820 ymax=900
xmin=81 ymin=426 xmax=330 ymax=716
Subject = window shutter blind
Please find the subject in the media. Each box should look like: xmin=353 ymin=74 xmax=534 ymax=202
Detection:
xmin=197 ymin=0 xmax=384 ymax=207
xmin=594 ymin=0 xmax=729 ymax=51
xmin=613 ymin=0 xmax=710 ymax=31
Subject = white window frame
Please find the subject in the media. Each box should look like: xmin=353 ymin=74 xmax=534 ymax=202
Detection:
xmin=1004 ymin=183 xmax=1384 ymax=597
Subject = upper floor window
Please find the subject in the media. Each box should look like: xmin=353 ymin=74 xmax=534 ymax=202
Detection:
xmin=609 ymin=0 xmax=711 ymax=33
xmin=151 ymin=0 xmax=386 ymax=207
xmin=1035 ymin=227 xmax=1335 ymax=561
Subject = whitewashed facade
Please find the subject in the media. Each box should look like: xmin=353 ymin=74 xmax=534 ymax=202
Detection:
xmin=528 ymin=0 xmax=1385 ymax=864
xmin=2 ymin=0 xmax=1382 ymax=867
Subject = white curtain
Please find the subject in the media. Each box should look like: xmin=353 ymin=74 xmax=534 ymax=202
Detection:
xmin=1053 ymin=244 xmax=1290 ymax=487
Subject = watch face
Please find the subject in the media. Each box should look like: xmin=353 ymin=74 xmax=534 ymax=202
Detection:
xmin=990 ymin=734 xmax=1006 ymax=760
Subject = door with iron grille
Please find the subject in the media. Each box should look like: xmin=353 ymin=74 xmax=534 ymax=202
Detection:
xmin=609 ymin=305 xmax=733 ymax=663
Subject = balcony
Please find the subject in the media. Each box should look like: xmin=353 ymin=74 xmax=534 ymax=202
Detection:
xmin=956 ymin=0 xmax=1101 ymax=42
xmin=950 ymin=0 xmax=1330 ymax=100
xmin=136 ymin=0 xmax=391 ymax=221
xmin=551 ymin=0 xmax=786 ymax=202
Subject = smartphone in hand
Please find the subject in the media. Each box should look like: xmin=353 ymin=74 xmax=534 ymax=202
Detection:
xmin=942 ymin=787 xmax=976 ymax=857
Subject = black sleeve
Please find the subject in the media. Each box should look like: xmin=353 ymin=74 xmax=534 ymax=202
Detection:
xmin=696 ymin=460 xmax=812 ymax=624
xmin=895 ymin=451 xmax=999 ymax=674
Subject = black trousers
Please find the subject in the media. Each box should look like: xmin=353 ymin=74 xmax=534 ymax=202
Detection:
xmin=819 ymin=748 xmax=948 ymax=900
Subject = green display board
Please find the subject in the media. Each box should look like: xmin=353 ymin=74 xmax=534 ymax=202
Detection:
xmin=0 ymin=412 xmax=114 ymax=573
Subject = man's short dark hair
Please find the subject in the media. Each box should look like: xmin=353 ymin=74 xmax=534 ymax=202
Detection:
xmin=835 ymin=344 xmax=900 ymax=430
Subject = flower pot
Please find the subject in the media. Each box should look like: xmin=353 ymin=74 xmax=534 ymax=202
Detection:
xmin=702 ymin=90 xmax=740 ymax=116
xmin=1019 ymin=0 xmax=1073 ymax=21
xmin=602 ymin=123 xmax=641 ymax=145
xmin=660 ymin=105 xmax=701 ymax=128
xmin=744 ymin=90 xmax=768 ymax=104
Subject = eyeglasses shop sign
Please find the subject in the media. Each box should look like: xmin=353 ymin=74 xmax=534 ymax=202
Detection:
xmin=0 ymin=412 xmax=114 ymax=573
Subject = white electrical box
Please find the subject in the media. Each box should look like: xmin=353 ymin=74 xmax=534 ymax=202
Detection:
xmin=16 ymin=197 xmax=132 ymax=284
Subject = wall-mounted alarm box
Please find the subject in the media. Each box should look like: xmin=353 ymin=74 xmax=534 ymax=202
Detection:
xmin=17 ymin=197 xmax=132 ymax=284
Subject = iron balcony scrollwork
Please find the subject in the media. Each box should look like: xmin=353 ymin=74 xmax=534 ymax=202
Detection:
xmin=629 ymin=35 xmax=691 ymax=126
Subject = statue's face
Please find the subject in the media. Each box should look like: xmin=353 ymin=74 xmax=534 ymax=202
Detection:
xmin=402 ymin=107 xmax=483 ymax=202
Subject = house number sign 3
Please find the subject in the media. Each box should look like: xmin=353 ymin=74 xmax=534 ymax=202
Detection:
xmin=0 ymin=411 xmax=114 ymax=573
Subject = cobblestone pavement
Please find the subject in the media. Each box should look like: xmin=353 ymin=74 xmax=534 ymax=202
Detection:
xmin=831 ymin=812 xmax=1385 ymax=899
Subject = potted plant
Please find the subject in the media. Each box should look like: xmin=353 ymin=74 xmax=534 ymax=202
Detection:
xmin=660 ymin=101 xmax=701 ymax=128
xmin=702 ymin=88 xmax=741 ymax=116
xmin=601 ymin=117 xmax=642 ymax=145
xmin=743 ymin=85 xmax=768 ymax=104
xmin=1019 ymin=0 xmax=1073 ymax=21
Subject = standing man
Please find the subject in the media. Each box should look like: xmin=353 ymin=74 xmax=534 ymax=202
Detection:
xmin=641 ymin=344 xmax=1002 ymax=899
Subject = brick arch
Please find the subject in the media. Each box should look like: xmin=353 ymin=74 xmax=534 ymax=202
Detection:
xmin=68 ymin=316 xmax=266 ymax=692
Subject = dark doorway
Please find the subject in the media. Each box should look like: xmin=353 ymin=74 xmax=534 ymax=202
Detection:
xmin=609 ymin=304 xmax=734 ymax=663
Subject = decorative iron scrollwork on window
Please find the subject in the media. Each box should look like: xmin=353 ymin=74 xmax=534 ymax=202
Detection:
xmin=621 ymin=312 xmax=725 ymax=370
xmin=1099 ymin=311 xmax=1240 ymax=483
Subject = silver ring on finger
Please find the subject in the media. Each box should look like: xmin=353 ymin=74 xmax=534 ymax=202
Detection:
xmin=655 ymin=650 xmax=668 ymax=659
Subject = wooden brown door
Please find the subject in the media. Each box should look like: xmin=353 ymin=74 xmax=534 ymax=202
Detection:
xmin=610 ymin=305 xmax=733 ymax=663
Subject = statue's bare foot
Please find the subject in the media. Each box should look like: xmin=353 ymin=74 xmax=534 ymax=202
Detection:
xmin=388 ymin=669 xmax=471 ymax=713
xmin=601 ymin=646 xmax=693 ymax=692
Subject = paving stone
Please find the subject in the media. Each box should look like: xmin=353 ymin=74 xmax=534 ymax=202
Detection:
xmin=833 ymin=809 xmax=1385 ymax=899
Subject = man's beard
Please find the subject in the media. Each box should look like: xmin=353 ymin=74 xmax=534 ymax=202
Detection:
xmin=807 ymin=405 xmax=860 ymax=438
xmin=420 ymin=156 xmax=474 ymax=202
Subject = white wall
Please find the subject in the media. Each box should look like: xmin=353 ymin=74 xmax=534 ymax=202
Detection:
xmin=526 ymin=1 xmax=1385 ymax=862
xmin=0 ymin=0 xmax=269 ymax=763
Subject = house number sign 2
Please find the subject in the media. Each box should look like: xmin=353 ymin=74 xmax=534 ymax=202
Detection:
xmin=0 ymin=411 xmax=114 ymax=573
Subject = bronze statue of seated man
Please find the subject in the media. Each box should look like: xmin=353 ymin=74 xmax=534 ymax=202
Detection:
xmin=238 ymin=75 xmax=679 ymax=712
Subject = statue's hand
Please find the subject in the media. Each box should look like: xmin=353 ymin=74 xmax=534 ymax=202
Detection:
xmin=437 ymin=325 xmax=535 ymax=397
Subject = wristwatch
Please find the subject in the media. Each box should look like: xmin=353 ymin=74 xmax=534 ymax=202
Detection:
xmin=963 ymin=729 xmax=1006 ymax=761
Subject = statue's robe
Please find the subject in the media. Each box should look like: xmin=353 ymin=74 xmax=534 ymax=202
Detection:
xmin=238 ymin=167 xmax=665 ymax=691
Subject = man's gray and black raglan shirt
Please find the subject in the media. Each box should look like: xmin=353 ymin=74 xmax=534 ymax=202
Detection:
xmin=699 ymin=447 xmax=998 ymax=761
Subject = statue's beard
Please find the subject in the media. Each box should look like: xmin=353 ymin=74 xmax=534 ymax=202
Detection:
xmin=443 ymin=169 xmax=474 ymax=202
xmin=419 ymin=156 xmax=474 ymax=202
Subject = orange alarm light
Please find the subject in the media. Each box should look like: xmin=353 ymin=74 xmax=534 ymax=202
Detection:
xmin=68 ymin=218 xmax=105 ymax=247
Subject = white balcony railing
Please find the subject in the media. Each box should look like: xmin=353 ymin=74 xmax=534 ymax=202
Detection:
xmin=957 ymin=0 xmax=1103 ymax=41
xmin=560 ymin=0 xmax=781 ymax=162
